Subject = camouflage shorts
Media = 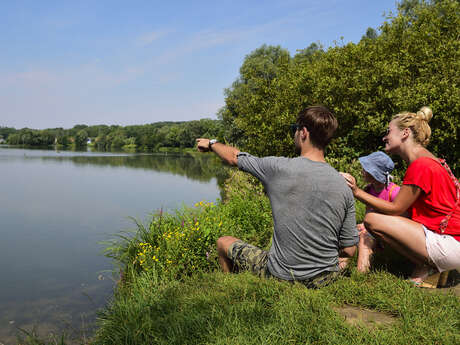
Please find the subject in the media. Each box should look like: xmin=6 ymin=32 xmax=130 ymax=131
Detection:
xmin=228 ymin=240 xmax=340 ymax=288
xmin=227 ymin=240 xmax=271 ymax=278
xmin=298 ymin=270 xmax=340 ymax=289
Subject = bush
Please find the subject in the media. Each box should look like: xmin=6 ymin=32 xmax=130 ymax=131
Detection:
xmin=220 ymin=0 xmax=460 ymax=175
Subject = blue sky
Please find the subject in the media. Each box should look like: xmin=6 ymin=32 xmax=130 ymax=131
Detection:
xmin=0 ymin=0 xmax=398 ymax=129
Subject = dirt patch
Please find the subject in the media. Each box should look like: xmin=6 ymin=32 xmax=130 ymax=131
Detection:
xmin=334 ymin=305 xmax=397 ymax=328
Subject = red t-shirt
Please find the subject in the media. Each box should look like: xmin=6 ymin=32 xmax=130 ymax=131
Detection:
xmin=403 ymin=157 xmax=460 ymax=241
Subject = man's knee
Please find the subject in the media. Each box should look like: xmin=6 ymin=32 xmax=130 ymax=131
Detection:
xmin=216 ymin=236 xmax=239 ymax=256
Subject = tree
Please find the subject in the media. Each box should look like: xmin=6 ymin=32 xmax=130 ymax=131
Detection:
xmin=218 ymin=0 xmax=460 ymax=173
xmin=362 ymin=27 xmax=378 ymax=40
xmin=219 ymin=45 xmax=293 ymax=154
xmin=56 ymin=135 xmax=69 ymax=146
xmin=75 ymin=129 xmax=89 ymax=147
xmin=0 ymin=127 xmax=16 ymax=140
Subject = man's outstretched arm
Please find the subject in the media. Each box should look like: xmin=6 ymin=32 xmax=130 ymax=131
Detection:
xmin=196 ymin=138 xmax=240 ymax=166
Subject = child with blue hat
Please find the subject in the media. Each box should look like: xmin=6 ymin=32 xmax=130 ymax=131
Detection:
xmin=356 ymin=151 xmax=400 ymax=273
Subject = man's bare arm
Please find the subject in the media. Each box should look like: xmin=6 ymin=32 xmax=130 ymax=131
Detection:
xmin=339 ymin=245 xmax=357 ymax=258
xmin=196 ymin=138 xmax=240 ymax=166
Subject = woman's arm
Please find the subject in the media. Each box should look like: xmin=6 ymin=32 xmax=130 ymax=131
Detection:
xmin=341 ymin=173 xmax=421 ymax=215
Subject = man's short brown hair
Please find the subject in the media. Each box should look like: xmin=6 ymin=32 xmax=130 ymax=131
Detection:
xmin=296 ymin=105 xmax=338 ymax=150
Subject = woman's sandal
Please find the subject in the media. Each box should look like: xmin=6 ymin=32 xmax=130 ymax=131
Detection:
xmin=409 ymin=266 xmax=450 ymax=288
xmin=410 ymin=272 xmax=441 ymax=288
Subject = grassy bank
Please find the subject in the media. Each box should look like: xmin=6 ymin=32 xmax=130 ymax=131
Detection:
xmin=93 ymin=271 xmax=459 ymax=345
xmin=92 ymin=169 xmax=458 ymax=345
xmin=21 ymin=169 xmax=459 ymax=345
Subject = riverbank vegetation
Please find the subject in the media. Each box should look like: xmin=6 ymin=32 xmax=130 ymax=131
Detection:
xmin=18 ymin=0 xmax=460 ymax=344
xmin=0 ymin=118 xmax=223 ymax=152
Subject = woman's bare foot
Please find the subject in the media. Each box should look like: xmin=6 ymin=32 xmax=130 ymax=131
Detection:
xmin=357 ymin=228 xmax=377 ymax=273
xmin=409 ymin=264 xmax=439 ymax=287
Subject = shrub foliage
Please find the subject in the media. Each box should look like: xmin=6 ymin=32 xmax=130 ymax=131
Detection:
xmin=219 ymin=0 xmax=460 ymax=174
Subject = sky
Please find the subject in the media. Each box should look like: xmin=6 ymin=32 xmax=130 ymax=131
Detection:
xmin=0 ymin=0 xmax=398 ymax=129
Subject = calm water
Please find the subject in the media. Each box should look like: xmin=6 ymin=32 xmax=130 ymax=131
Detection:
xmin=0 ymin=146 xmax=224 ymax=343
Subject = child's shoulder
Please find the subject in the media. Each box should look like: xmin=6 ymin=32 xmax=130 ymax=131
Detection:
xmin=386 ymin=182 xmax=400 ymax=201
xmin=386 ymin=182 xmax=400 ymax=190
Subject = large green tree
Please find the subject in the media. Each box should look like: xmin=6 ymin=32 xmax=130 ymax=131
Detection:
xmin=219 ymin=44 xmax=298 ymax=156
xmin=219 ymin=0 xmax=460 ymax=173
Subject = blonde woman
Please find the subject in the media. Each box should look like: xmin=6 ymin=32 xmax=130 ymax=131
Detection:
xmin=341 ymin=107 xmax=460 ymax=286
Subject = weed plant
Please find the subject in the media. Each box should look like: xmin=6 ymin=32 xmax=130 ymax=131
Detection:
xmin=103 ymin=170 xmax=273 ymax=283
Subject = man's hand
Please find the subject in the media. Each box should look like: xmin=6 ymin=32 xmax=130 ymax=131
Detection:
xmin=356 ymin=223 xmax=366 ymax=234
xmin=196 ymin=138 xmax=210 ymax=152
xmin=338 ymin=257 xmax=349 ymax=271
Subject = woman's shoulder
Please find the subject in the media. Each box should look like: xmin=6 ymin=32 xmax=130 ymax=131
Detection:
xmin=404 ymin=155 xmax=447 ymax=191
xmin=407 ymin=156 xmax=441 ymax=172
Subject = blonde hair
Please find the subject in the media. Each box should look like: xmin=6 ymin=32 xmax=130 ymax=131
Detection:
xmin=392 ymin=106 xmax=433 ymax=147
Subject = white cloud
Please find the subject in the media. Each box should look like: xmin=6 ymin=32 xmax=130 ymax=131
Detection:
xmin=136 ymin=30 xmax=168 ymax=46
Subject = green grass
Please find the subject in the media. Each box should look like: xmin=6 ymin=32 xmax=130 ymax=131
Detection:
xmin=92 ymin=170 xmax=458 ymax=345
xmin=92 ymin=271 xmax=459 ymax=345
xmin=20 ymin=170 xmax=460 ymax=345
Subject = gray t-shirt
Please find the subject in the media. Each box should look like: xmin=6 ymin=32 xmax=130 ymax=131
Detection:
xmin=237 ymin=152 xmax=358 ymax=280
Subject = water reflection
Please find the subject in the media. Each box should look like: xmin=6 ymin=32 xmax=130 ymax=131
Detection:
xmin=1 ymin=147 xmax=228 ymax=185
xmin=42 ymin=153 xmax=228 ymax=185
xmin=0 ymin=147 xmax=224 ymax=344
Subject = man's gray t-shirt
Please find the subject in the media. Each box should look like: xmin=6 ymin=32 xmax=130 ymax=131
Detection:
xmin=237 ymin=153 xmax=358 ymax=281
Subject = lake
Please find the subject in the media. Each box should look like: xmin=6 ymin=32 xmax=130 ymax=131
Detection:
xmin=0 ymin=146 xmax=224 ymax=343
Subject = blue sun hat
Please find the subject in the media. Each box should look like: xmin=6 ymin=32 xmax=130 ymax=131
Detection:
xmin=358 ymin=151 xmax=395 ymax=185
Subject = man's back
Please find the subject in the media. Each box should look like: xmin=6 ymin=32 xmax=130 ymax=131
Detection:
xmin=237 ymin=153 xmax=357 ymax=280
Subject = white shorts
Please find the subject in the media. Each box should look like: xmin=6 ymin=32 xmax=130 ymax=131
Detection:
xmin=424 ymin=227 xmax=460 ymax=272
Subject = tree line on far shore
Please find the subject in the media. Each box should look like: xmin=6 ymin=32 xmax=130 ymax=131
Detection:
xmin=0 ymin=119 xmax=223 ymax=151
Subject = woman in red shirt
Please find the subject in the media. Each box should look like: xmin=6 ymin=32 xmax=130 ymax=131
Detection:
xmin=341 ymin=106 xmax=460 ymax=286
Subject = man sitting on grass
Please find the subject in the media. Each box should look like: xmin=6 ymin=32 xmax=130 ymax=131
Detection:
xmin=196 ymin=106 xmax=358 ymax=288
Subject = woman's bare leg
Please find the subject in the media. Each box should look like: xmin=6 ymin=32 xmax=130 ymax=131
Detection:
xmin=364 ymin=213 xmax=434 ymax=280
xmin=364 ymin=213 xmax=429 ymax=263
